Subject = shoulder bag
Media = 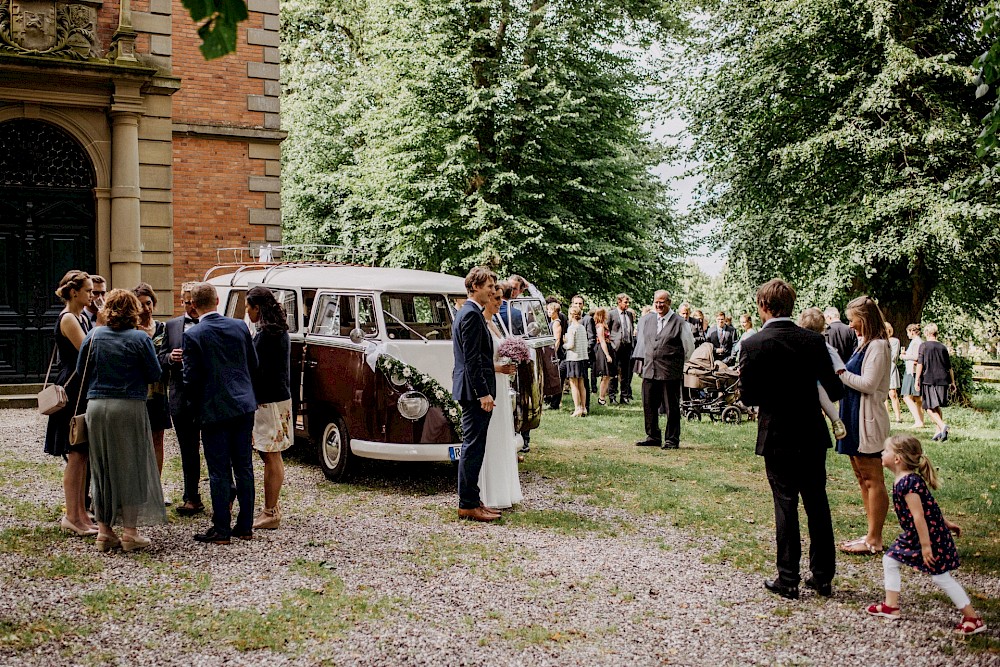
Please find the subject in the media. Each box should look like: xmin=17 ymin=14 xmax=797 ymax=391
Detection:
xmin=37 ymin=343 xmax=71 ymax=415
xmin=68 ymin=333 xmax=95 ymax=446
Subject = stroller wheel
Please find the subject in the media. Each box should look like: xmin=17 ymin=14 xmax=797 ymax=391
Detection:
xmin=685 ymin=410 xmax=701 ymax=422
xmin=722 ymin=406 xmax=741 ymax=424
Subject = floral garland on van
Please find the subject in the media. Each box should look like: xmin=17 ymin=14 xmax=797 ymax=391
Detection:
xmin=375 ymin=354 xmax=463 ymax=438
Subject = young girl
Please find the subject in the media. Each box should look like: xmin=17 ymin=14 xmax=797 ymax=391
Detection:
xmin=867 ymin=435 xmax=986 ymax=635
xmin=797 ymin=308 xmax=847 ymax=440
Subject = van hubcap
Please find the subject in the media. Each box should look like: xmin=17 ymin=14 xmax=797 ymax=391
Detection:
xmin=322 ymin=423 xmax=342 ymax=469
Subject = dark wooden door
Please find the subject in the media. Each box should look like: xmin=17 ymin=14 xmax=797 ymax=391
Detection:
xmin=0 ymin=120 xmax=96 ymax=383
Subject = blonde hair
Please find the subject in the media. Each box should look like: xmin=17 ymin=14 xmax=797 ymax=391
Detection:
xmin=845 ymin=295 xmax=887 ymax=345
xmin=55 ymin=270 xmax=90 ymax=302
xmin=885 ymin=435 xmax=939 ymax=489
xmin=797 ymin=307 xmax=826 ymax=333
xmin=884 ymin=321 xmax=894 ymax=337
xmin=924 ymin=322 xmax=939 ymax=337
xmin=568 ymin=305 xmax=582 ymax=321
xmin=593 ymin=307 xmax=608 ymax=325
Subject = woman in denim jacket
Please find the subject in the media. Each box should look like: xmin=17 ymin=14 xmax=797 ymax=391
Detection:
xmin=78 ymin=289 xmax=165 ymax=553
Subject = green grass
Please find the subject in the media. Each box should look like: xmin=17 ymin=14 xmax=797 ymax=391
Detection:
xmin=0 ymin=617 xmax=75 ymax=651
xmin=169 ymin=559 xmax=394 ymax=652
xmin=0 ymin=526 xmax=66 ymax=556
xmin=25 ymin=553 xmax=102 ymax=580
xmin=528 ymin=387 xmax=1000 ymax=576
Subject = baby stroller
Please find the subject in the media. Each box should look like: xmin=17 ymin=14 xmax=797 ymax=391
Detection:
xmin=681 ymin=343 xmax=753 ymax=424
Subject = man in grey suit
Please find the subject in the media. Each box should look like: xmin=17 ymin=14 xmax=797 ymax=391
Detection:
xmin=824 ymin=306 xmax=858 ymax=364
xmin=636 ymin=290 xmax=694 ymax=449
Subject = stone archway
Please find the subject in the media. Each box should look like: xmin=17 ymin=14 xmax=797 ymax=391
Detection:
xmin=0 ymin=119 xmax=96 ymax=383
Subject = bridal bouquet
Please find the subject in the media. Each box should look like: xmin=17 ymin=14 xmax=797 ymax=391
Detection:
xmin=497 ymin=337 xmax=531 ymax=364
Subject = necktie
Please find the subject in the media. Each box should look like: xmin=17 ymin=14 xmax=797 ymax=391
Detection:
xmin=658 ymin=316 xmax=665 ymax=334
xmin=622 ymin=311 xmax=631 ymax=342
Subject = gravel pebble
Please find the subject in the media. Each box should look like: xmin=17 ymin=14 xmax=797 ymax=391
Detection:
xmin=0 ymin=408 xmax=996 ymax=666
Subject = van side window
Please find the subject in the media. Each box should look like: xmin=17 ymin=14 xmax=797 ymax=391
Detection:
xmin=357 ymin=296 xmax=378 ymax=336
xmin=311 ymin=294 xmax=341 ymax=336
xmin=338 ymin=296 xmax=356 ymax=336
xmin=268 ymin=288 xmax=299 ymax=334
xmin=226 ymin=290 xmax=247 ymax=320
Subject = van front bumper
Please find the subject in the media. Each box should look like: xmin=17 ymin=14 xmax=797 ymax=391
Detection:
xmin=350 ymin=439 xmax=460 ymax=462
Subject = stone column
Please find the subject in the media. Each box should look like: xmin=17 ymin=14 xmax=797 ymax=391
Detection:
xmin=109 ymin=110 xmax=143 ymax=288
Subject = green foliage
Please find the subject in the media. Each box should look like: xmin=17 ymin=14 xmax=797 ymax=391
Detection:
xmin=281 ymin=0 xmax=688 ymax=300
xmin=951 ymin=354 xmax=976 ymax=406
xmin=181 ymin=0 xmax=248 ymax=59
xmin=974 ymin=0 xmax=1000 ymax=155
xmin=672 ymin=0 xmax=1000 ymax=331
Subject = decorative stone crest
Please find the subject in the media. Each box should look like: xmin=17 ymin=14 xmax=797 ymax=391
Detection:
xmin=0 ymin=0 xmax=100 ymax=59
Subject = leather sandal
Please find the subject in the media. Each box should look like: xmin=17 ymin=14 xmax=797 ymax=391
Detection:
xmin=954 ymin=616 xmax=987 ymax=636
xmin=866 ymin=601 xmax=900 ymax=619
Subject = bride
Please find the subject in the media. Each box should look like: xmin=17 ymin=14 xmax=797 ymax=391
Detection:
xmin=478 ymin=284 xmax=523 ymax=510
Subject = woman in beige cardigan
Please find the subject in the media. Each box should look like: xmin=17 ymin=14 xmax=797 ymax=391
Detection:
xmin=837 ymin=296 xmax=892 ymax=555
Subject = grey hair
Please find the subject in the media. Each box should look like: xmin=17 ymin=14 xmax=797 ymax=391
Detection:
xmin=823 ymin=306 xmax=840 ymax=320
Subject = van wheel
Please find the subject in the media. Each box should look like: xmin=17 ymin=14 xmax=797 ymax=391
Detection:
xmin=318 ymin=417 xmax=351 ymax=481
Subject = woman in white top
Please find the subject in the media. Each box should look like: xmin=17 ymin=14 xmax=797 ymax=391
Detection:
xmin=899 ymin=323 xmax=925 ymax=427
xmin=562 ymin=305 xmax=590 ymax=417
xmin=478 ymin=285 xmax=522 ymax=510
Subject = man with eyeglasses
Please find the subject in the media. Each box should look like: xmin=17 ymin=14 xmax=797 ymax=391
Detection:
xmin=157 ymin=283 xmax=206 ymax=516
xmin=83 ymin=275 xmax=106 ymax=327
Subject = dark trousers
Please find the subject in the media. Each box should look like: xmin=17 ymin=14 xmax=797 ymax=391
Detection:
xmin=173 ymin=411 xmax=202 ymax=505
xmin=641 ymin=377 xmax=681 ymax=445
xmin=610 ymin=342 xmax=635 ymax=399
xmin=201 ymin=412 xmax=255 ymax=538
xmin=582 ymin=360 xmax=592 ymax=410
xmin=589 ymin=355 xmax=598 ymax=394
xmin=764 ymin=450 xmax=835 ymax=586
xmin=458 ymin=399 xmax=492 ymax=509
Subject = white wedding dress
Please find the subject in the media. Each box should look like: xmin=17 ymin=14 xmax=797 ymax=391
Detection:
xmin=478 ymin=329 xmax=523 ymax=509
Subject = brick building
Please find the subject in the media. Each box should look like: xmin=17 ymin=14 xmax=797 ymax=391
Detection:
xmin=0 ymin=0 xmax=283 ymax=382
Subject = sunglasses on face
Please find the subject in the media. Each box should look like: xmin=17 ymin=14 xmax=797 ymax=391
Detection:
xmin=92 ymin=291 xmax=106 ymax=297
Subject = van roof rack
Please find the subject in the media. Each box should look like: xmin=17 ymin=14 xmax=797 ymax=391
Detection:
xmin=205 ymin=244 xmax=376 ymax=284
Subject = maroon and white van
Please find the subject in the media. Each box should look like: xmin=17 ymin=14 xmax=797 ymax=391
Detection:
xmin=206 ymin=262 xmax=554 ymax=481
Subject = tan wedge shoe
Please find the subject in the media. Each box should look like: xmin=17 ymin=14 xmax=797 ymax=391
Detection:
xmin=252 ymin=504 xmax=281 ymax=530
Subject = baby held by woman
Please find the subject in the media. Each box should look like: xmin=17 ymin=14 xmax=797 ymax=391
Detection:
xmin=798 ymin=308 xmax=847 ymax=440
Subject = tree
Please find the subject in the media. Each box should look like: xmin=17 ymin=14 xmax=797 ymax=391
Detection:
xmin=281 ymin=0 xmax=688 ymax=300
xmin=674 ymin=0 xmax=1000 ymax=335
xmin=975 ymin=0 xmax=1000 ymax=155
xmin=182 ymin=0 xmax=249 ymax=59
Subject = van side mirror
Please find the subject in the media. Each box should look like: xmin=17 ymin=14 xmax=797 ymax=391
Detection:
xmin=526 ymin=321 xmax=540 ymax=337
xmin=349 ymin=328 xmax=365 ymax=345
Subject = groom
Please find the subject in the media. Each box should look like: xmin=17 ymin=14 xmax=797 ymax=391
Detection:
xmin=453 ymin=267 xmax=501 ymax=522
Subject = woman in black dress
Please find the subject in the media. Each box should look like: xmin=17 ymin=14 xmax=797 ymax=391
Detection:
xmin=915 ymin=323 xmax=956 ymax=441
xmin=45 ymin=270 xmax=96 ymax=536
xmin=134 ymin=283 xmax=170 ymax=478
xmin=246 ymin=286 xmax=292 ymax=530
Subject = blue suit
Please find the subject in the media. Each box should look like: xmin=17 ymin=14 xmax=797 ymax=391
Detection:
xmin=452 ymin=299 xmax=495 ymax=509
xmin=497 ymin=301 xmax=524 ymax=335
xmin=183 ymin=312 xmax=259 ymax=538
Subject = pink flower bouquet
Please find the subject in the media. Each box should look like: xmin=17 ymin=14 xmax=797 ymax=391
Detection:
xmin=497 ymin=337 xmax=531 ymax=364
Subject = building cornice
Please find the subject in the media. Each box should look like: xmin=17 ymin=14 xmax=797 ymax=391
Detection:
xmin=171 ymin=123 xmax=287 ymax=143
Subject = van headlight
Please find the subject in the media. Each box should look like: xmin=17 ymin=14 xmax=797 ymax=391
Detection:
xmin=397 ymin=391 xmax=429 ymax=420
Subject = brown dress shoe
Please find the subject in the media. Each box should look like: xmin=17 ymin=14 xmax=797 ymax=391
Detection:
xmin=458 ymin=507 xmax=500 ymax=522
xmin=479 ymin=503 xmax=501 ymax=517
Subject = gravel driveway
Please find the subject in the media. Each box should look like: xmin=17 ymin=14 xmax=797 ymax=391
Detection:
xmin=1 ymin=409 xmax=996 ymax=666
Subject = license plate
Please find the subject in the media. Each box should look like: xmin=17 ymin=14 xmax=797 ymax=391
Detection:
xmin=449 ymin=446 xmax=462 ymax=461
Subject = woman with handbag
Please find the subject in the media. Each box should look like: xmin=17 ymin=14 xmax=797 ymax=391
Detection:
xmin=79 ymin=289 xmax=166 ymax=552
xmin=44 ymin=270 xmax=96 ymax=537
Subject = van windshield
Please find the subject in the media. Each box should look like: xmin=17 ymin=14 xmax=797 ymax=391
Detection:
xmin=380 ymin=293 xmax=453 ymax=340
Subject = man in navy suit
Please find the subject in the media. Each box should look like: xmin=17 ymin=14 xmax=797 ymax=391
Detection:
xmin=453 ymin=267 xmax=500 ymax=522
xmin=706 ymin=311 xmax=737 ymax=361
xmin=157 ymin=282 xmax=204 ymax=516
xmin=183 ymin=282 xmax=259 ymax=544
xmin=740 ymin=279 xmax=844 ymax=600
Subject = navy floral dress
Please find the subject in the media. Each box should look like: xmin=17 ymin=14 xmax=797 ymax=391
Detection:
xmin=887 ymin=473 xmax=960 ymax=575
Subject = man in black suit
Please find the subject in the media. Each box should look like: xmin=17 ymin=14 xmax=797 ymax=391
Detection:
xmin=571 ymin=294 xmax=595 ymax=410
xmin=824 ymin=306 xmax=858 ymax=364
xmin=183 ymin=282 xmax=259 ymax=545
xmin=158 ymin=282 xmax=204 ymax=516
xmin=706 ymin=311 xmax=737 ymax=361
xmin=607 ymin=293 xmax=635 ymax=403
xmin=452 ymin=267 xmax=500 ymax=522
xmin=740 ymin=279 xmax=844 ymax=600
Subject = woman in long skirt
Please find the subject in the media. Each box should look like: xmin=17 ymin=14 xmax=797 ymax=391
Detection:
xmin=79 ymin=290 xmax=165 ymax=552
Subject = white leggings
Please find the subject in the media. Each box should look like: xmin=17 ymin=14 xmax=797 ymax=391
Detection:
xmin=818 ymin=384 xmax=839 ymax=422
xmin=883 ymin=554 xmax=971 ymax=609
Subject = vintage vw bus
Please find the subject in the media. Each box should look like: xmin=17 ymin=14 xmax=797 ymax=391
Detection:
xmin=205 ymin=262 xmax=555 ymax=481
